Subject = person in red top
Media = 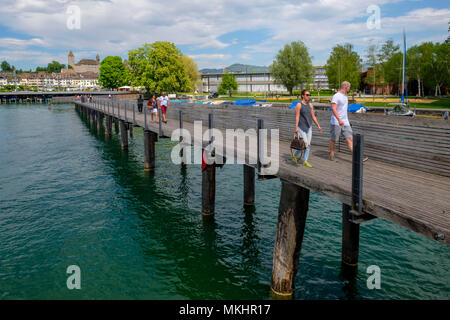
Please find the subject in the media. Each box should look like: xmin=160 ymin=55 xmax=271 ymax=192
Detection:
xmin=158 ymin=91 xmax=170 ymax=123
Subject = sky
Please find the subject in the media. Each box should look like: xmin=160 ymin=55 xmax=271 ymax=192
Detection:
xmin=0 ymin=0 xmax=448 ymax=71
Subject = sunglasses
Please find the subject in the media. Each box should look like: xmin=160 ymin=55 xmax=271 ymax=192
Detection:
xmin=304 ymin=94 xmax=311 ymax=96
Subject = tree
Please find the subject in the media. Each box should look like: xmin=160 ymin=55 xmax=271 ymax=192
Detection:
xmin=182 ymin=55 xmax=200 ymax=92
xmin=325 ymin=43 xmax=362 ymax=90
xmin=1 ymin=60 xmax=13 ymax=72
xmin=270 ymin=41 xmax=313 ymax=94
xmin=407 ymin=45 xmax=425 ymax=97
xmin=98 ymin=56 xmax=127 ymax=89
xmin=47 ymin=61 xmax=66 ymax=73
xmin=364 ymin=44 xmax=383 ymax=94
xmin=378 ymin=39 xmax=400 ymax=93
xmin=127 ymin=41 xmax=190 ymax=93
xmin=218 ymin=72 xmax=238 ymax=97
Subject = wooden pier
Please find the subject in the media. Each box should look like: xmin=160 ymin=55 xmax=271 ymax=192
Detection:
xmin=74 ymin=98 xmax=450 ymax=299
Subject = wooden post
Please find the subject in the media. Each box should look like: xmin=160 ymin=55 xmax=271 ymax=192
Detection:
xmin=129 ymin=123 xmax=133 ymax=138
xmin=90 ymin=109 xmax=95 ymax=126
xmin=105 ymin=115 xmax=112 ymax=138
xmin=243 ymin=165 xmax=255 ymax=206
xmin=97 ymin=112 xmax=103 ymax=131
xmin=144 ymin=130 xmax=156 ymax=172
xmin=202 ymin=113 xmax=216 ymax=218
xmin=271 ymin=181 xmax=310 ymax=299
xmin=120 ymin=120 xmax=128 ymax=150
xmin=202 ymin=164 xmax=215 ymax=218
xmin=342 ymin=203 xmax=360 ymax=268
xmin=342 ymin=133 xmax=364 ymax=268
xmin=114 ymin=118 xmax=119 ymax=134
xmin=179 ymin=110 xmax=186 ymax=166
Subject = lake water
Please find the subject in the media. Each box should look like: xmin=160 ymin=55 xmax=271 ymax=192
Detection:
xmin=0 ymin=103 xmax=448 ymax=299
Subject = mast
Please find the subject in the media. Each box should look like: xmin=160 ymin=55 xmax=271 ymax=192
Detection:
xmin=401 ymin=29 xmax=407 ymax=103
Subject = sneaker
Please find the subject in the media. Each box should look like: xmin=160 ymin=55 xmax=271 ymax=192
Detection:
xmin=303 ymin=161 xmax=312 ymax=168
xmin=291 ymin=154 xmax=298 ymax=164
xmin=329 ymin=154 xmax=335 ymax=161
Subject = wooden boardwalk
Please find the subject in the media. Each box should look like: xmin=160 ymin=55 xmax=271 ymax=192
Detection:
xmin=74 ymin=98 xmax=449 ymax=297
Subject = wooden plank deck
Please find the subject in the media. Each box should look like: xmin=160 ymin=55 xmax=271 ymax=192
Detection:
xmin=75 ymin=100 xmax=450 ymax=246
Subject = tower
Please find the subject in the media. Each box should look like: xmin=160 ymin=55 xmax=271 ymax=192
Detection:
xmin=96 ymin=54 xmax=100 ymax=63
xmin=68 ymin=51 xmax=75 ymax=68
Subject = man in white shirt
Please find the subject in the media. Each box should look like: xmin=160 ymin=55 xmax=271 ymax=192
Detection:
xmin=329 ymin=81 xmax=367 ymax=161
xmin=158 ymin=91 xmax=170 ymax=123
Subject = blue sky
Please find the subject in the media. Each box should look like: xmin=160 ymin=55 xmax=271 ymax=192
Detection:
xmin=0 ymin=0 xmax=448 ymax=71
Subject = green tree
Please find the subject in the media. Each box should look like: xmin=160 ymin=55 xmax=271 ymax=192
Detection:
xmin=218 ymin=72 xmax=238 ymax=97
xmin=98 ymin=56 xmax=127 ymax=89
xmin=378 ymin=39 xmax=400 ymax=93
xmin=407 ymin=45 xmax=426 ymax=97
xmin=270 ymin=41 xmax=313 ymax=94
xmin=325 ymin=43 xmax=362 ymax=90
xmin=364 ymin=44 xmax=383 ymax=93
xmin=182 ymin=55 xmax=200 ymax=92
xmin=1 ymin=60 xmax=13 ymax=72
xmin=127 ymin=41 xmax=190 ymax=93
xmin=47 ymin=61 xmax=66 ymax=73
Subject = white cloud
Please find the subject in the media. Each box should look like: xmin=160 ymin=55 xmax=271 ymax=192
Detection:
xmin=0 ymin=0 xmax=447 ymax=68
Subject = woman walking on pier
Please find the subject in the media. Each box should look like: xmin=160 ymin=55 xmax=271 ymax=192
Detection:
xmin=148 ymin=94 xmax=159 ymax=124
xmin=293 ymin=90 xmax=322 ymax=167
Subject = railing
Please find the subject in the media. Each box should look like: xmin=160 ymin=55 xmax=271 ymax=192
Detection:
xmin=76 ymin=98 xmax=450 ymax=177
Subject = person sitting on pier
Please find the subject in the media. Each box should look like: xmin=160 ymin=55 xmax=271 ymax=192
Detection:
xmin=329 ymin=81 xmax=368 ymax=162
xmin=148 ymin=94 xmax=159 ymax=124
xmin=293 ymin=89 xmax=322 ymax=167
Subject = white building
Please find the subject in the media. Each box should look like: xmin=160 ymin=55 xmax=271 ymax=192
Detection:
xmin=201 ymin=66 xmax=329 ymax=93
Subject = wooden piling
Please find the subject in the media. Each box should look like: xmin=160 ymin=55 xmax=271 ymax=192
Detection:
xmin=105 ymin=115 xmax=112 ymax=138
xmin=114 ymin=118 xmax=119 ymax=134
xmin=342 ymin=133 xmax=364 ymax=269
xmin=271 ymin=181 xmax=310 ymax=299
xmin=342 ymin=203 xmax=360 ymax=268
xmin=144 ymin=130 xmax=156 ymax=171
xmin=120 ymin=120 xmax=128 ymax=150
xmin=201 ymin=164 xmax=216 ymax=218
xmin=129 ymin=124 xmax=133 ymax=138
xmin=97 ymin=112 xmax=103 ymax=131
xmin=243 ymin=165 xmax=255 ymax=206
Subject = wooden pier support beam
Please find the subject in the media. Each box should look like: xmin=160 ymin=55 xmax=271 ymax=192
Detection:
xmin=129 ymin=123 xmax=134 ymax=138
xmin=114 ymin=118 xmax=119 ymax=134
xmin=202 ymin=164 xmax=216 ymax=218
xmin=342 ymin=133 xmax=364 ymax=269
xmin=97 ymin=112 xmax=103 ymax=131
xmin=342 ymin=203 xmax=360 ymax=268
xmin=143 ymin=130 xmax=157 ymax=172
xmin=119 ymin=120 xmax=128 ymax=150
xmin=90 ymin=110 xmax=95 ymax=127
xmin=243 ymin=165 xmax=255 ymax=206
xmin=105 ymin=115 xmax=112 ymax=138
xmin=271 ymin=181 xmax=310 ymax=299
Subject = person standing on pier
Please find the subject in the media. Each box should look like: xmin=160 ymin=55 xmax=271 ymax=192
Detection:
xmin=293 ymin=89 xmax=322 ymax=167
xmin=329 ymin=81 xmax=367 ymax=162
xmin=149 ymin=94 xmax=159 ymax=124
xmin=137 ymin=95 xmax=143 ymax=113
xmin=158 ymin=91 xmax=169 ymax=123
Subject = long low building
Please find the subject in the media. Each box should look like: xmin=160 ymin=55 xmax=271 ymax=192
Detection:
xmin=201 ymin=66 xmax=329 ymax=93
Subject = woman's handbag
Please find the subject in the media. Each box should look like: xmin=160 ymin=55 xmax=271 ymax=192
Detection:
xmin=290 ymin=133 xmax=306 ymax=150
xmin=290 ymin=133 xmax=306 ymax=161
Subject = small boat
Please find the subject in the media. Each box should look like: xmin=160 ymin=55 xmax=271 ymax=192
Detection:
xmin=387 ymin=103 xmax=415 ymax=117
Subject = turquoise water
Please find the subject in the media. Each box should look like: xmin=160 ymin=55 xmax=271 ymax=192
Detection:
xmin=0 ymin=103 xmax=448 ymax=300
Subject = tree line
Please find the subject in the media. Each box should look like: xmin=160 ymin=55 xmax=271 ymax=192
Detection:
xmin=1 ymin=60 xmax=67 ymax=74
xmin=269 ymin=37 xmax=449 ymax=97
